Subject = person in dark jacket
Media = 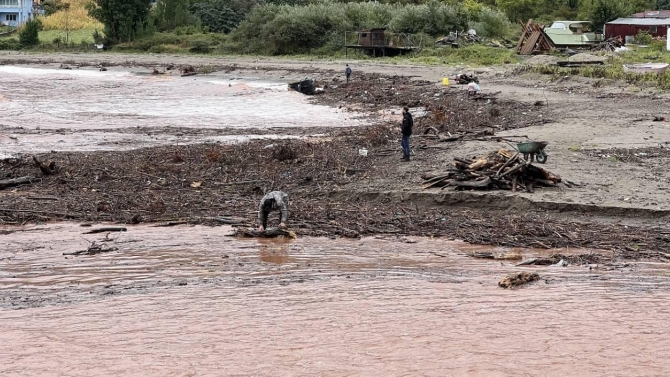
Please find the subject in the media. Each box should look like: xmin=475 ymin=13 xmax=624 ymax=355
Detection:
xmin=400 ymin=106 xmax=413 ymax=161
xmin=258 ymin=191 xmax=289 ymax=231
xmin=345 ymin=64 xmax=352 ymax=83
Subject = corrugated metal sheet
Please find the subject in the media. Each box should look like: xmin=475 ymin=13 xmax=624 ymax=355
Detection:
xmin=607 ymin=18 xmax=670 ymax=26
xmin=632 ymin=10 xmax=670 ymax=18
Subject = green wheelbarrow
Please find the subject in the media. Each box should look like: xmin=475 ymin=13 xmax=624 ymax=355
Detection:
xmin=509 ymin=141 xmax=548 ymax=163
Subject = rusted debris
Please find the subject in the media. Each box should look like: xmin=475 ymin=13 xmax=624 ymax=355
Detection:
xmin=288 ymin=79 xmax=316 ymax=95
xmin=421 ymin=149 xmax=562 ymax=191
xmin=590 ymin=36 xmax=624 ymax=52
xmin=516 ymin=20 xmax=555 ymax=55
xmin=498 ymin=272 xmax=540 ymax=288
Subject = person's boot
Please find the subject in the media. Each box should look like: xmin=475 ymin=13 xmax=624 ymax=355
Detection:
xmin=403 ymin=155 xmax=410 ymax=162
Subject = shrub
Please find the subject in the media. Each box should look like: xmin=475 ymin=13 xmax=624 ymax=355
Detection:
xmin=633 ymin=30 xmax=653 ymax=45
xmin=148 ymin=44 xmax=182 ymax=53
xmin=0 ymin=39 xmax=21 ymax=50
xmin=189 ymin=38 xmax=211 ymax=53
xmin=470 ymin=7 xmax=512 ymax=39
xmin=19 ymin=18 xmax=43 ymax=47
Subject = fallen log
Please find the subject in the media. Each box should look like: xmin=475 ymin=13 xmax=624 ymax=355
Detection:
xmin=234 ymin=227 xmax=297 ymax=239
xmin=153 ymin=221 xmax=190 ymax=227
xmin=83 ymin=227 xmax=127 ymax=234
xmin=0 ymin=176 xmax=36 ymax=190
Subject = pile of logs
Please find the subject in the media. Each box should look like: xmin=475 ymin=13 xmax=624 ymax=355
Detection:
xmin=421 ymin=149 xmax=562 ymax=192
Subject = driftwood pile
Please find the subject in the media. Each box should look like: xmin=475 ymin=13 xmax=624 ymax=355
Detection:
xmin=421 ymin=149 xmax=562 ymax=192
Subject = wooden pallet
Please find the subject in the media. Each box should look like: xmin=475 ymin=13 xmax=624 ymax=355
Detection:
xmin=516 ymin=20 xmax=555 ymax=55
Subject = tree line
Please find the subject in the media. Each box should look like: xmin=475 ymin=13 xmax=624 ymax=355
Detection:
xmin=79 ymin=0 xmax=670 ymax=52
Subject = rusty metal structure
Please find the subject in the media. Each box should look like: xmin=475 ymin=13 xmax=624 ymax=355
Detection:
xmin=344 ymin=28 xmax=420 ymax=57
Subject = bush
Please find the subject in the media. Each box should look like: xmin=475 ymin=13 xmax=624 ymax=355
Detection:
xmin=0 ymin=39 xmax=21 ymax=50
xmin=230 ymin=1 xmax=470 ymax=55
xmin=470 ymin=7 xmax=512 ymax=39
xmin=148 ymin=44 xmax=182 ymax=53
xmin=189 ymin=38 xmax=211 ymax=53
xmin=633 ymin=30 xmax=653 ymax=45
xmin=19 ymin=18 xmax=43 ymax=47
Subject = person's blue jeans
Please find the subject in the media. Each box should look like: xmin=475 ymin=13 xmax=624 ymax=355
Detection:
xmin=401 ymin=135 xmax=410 ymax=157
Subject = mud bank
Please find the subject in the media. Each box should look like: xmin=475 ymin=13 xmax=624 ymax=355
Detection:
xmin=2 ymin=53 xmax=670 ymax=254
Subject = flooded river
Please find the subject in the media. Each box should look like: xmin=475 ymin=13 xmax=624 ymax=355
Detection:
xmin=0 ymin=65 xmax=359 ymax=156
xmin=2 ymin=223 xmax=670 ymax=376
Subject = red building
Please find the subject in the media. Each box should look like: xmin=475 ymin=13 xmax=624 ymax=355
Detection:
xmin=604 ymin=17 xmax=670 ymax=40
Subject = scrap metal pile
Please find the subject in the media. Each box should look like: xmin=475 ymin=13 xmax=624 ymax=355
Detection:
xmin=590 ymin=36 xmax=624 ymax=52
xmin=421 ymin=149 xmax=562 ymax=192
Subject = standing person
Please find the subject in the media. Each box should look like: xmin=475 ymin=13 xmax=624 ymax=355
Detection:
xmin=401 ymin=106 xmax=413 ymax=161
xmin=258 ymin=190 xmax=289 ymax=231
xmin=345 ymin=64 xmax=352 ymax=83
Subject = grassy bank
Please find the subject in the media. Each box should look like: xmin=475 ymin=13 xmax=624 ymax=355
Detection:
xmin=524 ymin=44 xmax=670 ymax=90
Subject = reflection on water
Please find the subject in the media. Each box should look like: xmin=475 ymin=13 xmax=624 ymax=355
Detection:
xmin=1 ymin=223 xmax=670 ymax=376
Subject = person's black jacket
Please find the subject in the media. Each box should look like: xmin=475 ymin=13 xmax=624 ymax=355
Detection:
xmin=401 ymin=111 xmax=413 ymax=136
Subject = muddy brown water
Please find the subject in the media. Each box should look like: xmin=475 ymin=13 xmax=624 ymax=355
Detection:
xmin=2 ymin=223 xmax=670 ymax=376
xmin=0 ymin=65 xmax=359 ymax=156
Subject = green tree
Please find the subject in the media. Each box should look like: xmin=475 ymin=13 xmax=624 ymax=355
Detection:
xmin=155 ymin=0 xmax=193 ymax=31
xmin=40 ymin=0 xmax=70 ymax=16
xmin=19 ymin=18 xmax=42 ymax=47
xmin=191 ymin=0 xmax=255 ymax=33
xmin=589 ymin=0 xmax=628 ymax=32
xmin=87 ymin=0 xmax=152 ymax=43
xmin=495 ymin=0 xmax=543 ymax=22
xmin=658 ymin=0 xmax=670 ymax=10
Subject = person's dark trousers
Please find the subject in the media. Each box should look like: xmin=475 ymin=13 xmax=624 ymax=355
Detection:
xmin=261 ymin=210 xmax=283 ymax=229
xmin=261 ymin=210 xmax=270 ymax=229
xmin=346 ymin=74 xmax=350 ymax=83
xmin=401 ymin=135 xmax=410 ymax=159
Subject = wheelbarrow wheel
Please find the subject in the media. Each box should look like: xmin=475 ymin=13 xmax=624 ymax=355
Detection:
xmin=536 ymin=153 xmax=547 ymax=164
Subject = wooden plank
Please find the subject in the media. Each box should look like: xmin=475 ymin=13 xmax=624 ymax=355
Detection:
xmin=521 ymin=31 xmax=541 ymax=55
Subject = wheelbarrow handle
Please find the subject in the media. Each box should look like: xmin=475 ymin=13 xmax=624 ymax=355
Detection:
xmin=506 ymin=141 xmax=519 ymax=152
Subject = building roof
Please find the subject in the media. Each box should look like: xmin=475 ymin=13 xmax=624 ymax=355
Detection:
xmin=632 ymin=10 xmax=670 ymax=18
xmin=606 ymin=17 xmax=670 ymax=26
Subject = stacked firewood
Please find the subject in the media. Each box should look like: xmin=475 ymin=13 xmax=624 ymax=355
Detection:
xmin=421 ymin=149 xmax=562 ymax=192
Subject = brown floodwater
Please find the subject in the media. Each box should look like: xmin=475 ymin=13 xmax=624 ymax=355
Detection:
xmin=2 ymin=223 xmax=670 ymax=376
xmin=0 ymin=65 xmax=359 ymax=156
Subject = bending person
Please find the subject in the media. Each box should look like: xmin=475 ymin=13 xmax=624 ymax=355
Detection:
xmin=258 ymin=190 xmax=289 ymax=231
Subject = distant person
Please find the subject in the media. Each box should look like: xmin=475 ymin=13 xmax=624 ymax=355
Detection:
xmin=345 ymin=64 xmax=352 ymax=83
xmin=401 ymin=106 xmax=413 ymax=161
xmin=258 ymin=190 xmax=289 ymax=231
